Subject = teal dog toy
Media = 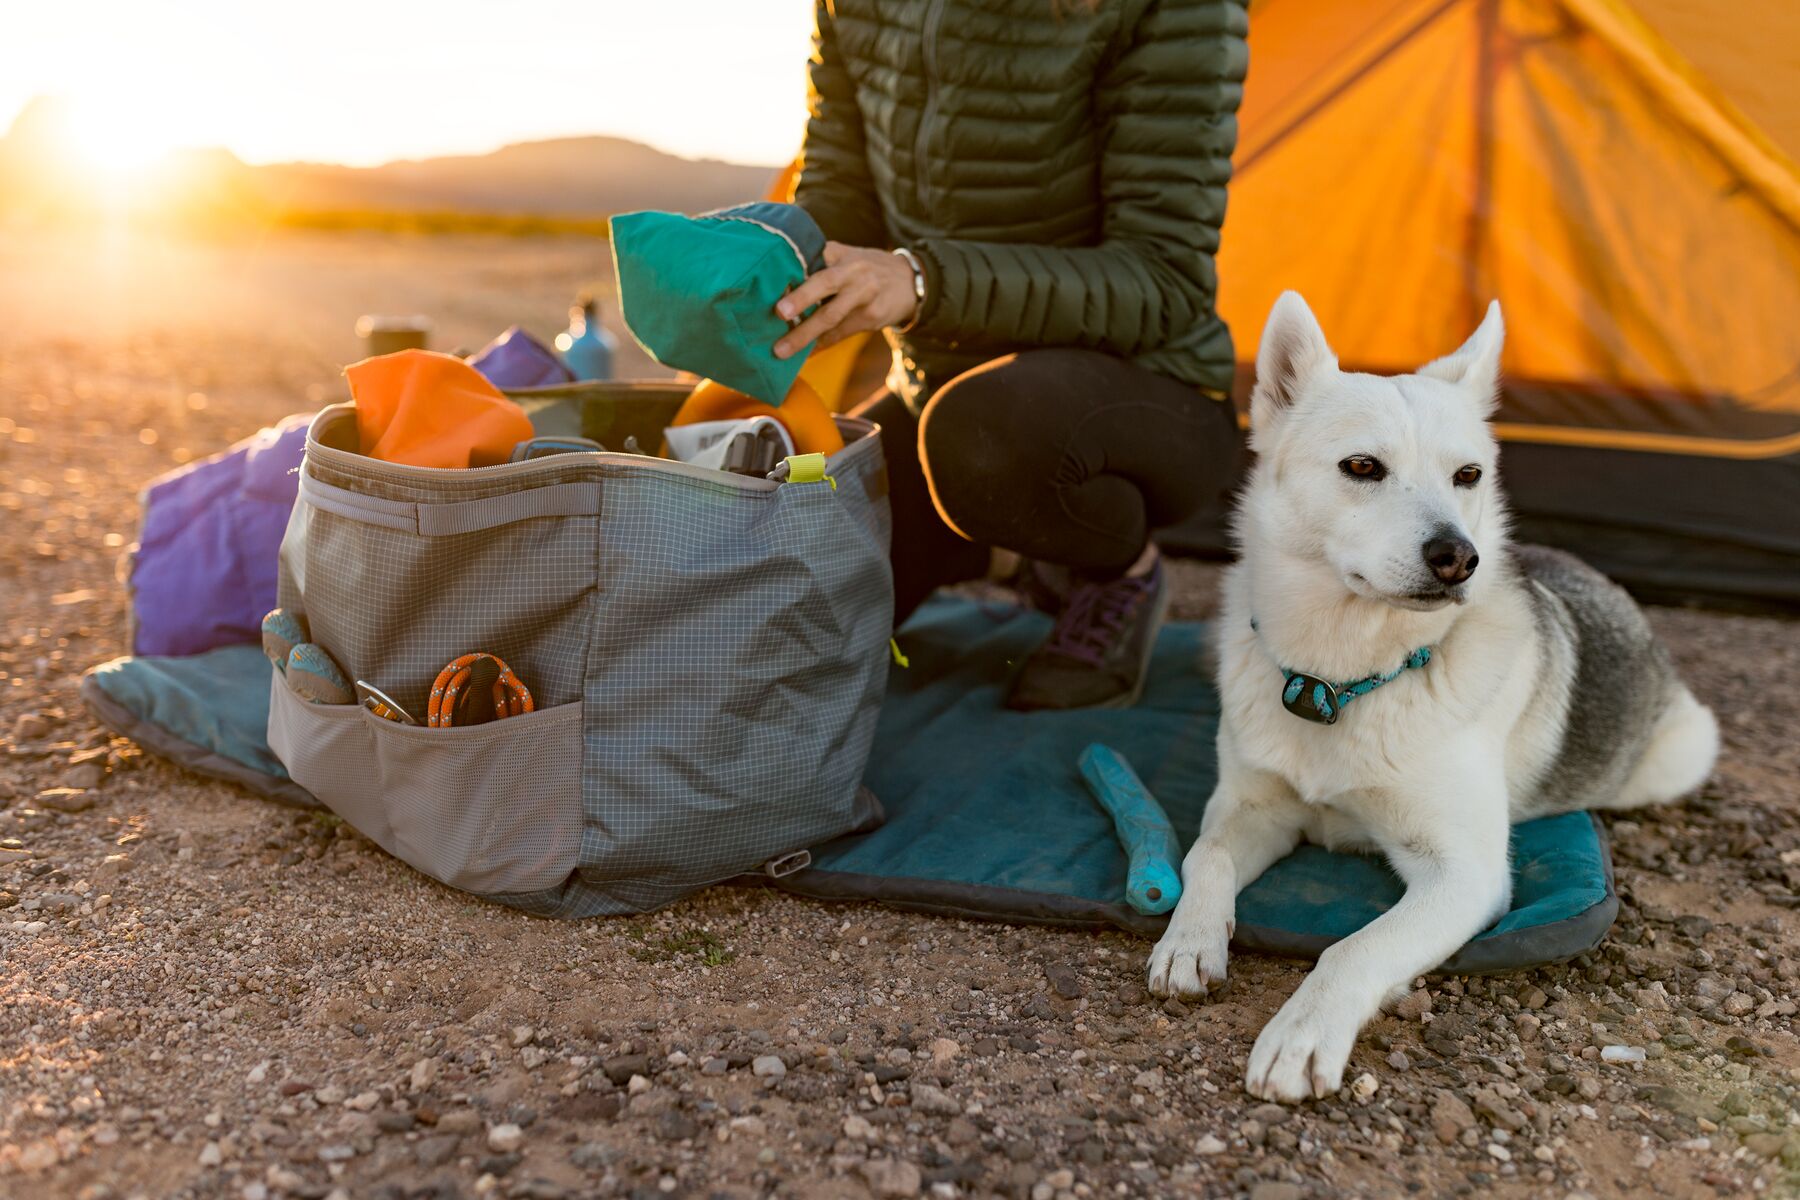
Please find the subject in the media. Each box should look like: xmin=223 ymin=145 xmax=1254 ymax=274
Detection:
xmin=1079 ymin=743 xmax=1183 ymax=916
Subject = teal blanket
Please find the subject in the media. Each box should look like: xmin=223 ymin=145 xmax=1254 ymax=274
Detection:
xmin=82 ymin=595 xmax=1615 ymax=972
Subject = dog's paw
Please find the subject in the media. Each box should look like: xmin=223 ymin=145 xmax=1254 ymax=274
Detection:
xmin=1244 ymin=990 xmax=1357 ymax=1102
xmin=1146 ymin=913 xmax=1232 ymax=998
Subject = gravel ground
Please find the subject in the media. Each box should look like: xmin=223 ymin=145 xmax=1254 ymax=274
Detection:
xmin=3 ymin=230 xmax=1800 ymax=1200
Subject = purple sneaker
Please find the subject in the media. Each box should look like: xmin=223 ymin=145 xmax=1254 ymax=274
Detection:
xmin=1005 ymin=561 xmax=1168 ymax=711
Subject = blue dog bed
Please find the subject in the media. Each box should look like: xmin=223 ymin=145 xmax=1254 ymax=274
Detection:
xmin=81 ymin=596 xmax=1616 ymax=973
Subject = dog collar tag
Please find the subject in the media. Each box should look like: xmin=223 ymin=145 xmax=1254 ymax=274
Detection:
xmin=1281 ymin=673 xmax=1341 ymax=725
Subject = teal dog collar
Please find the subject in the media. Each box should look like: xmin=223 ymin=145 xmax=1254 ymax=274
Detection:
xmin=1251 ymin=620 xmax=1433 ymax=726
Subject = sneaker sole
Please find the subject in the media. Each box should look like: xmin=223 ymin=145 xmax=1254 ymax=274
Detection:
xmin=1089 ymin=576 xmax=1171 ymax=711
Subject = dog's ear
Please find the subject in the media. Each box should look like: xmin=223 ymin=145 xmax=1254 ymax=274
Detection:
xmin=1418 ymin=300 xmax=1504 ymax=414
xmin=1251 ymin=291 xmax=1337 ymax=441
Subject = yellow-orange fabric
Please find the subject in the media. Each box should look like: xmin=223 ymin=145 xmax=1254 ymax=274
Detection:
xmin=669 ymin=377 xmax=847 ymax=457
xmin=1217 ymin=0 xmax=1800 ymax=457
xmin=347 ymin=349 xmax=535 ymax=469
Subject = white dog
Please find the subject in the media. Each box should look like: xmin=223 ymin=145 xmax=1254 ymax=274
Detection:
xmin=1147 ymin=292 xmax=1719 ymax=1102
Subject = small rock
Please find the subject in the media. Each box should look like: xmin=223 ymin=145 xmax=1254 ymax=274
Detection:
xmin=859 ymin=1157 xmax=923 ymax=1198
xmin=910 ymin=1084 xmax=961 ymax=1116
xmin=654 ymin=1110 xmax=699 ymax=1142
xmin=1674 ymin=914 xmax=1713 ymax=941
xmin=1394 ymin=989 xmax=1432 ymax=1021
xmin=410 ymin=1058 xmax=438 ymax=1092
xmin=1248 ymin=1103 xmax=1290 ymax=1127
xmin=928 ymin=1037 xmax=960 ymax=1064
xmin=946 ymin=1117 xmax=979 ymax=1146
xmin=601 ymin=1054 xmax=648 ymax=1085
xmin=701 ymin=1056 xmax=729 ymax=1075
xmin=415 ymin=1135 xmax=459 ymax=1169
xmin=13 ymin=713 xmax=52 ymax=740
xmin=1386 ymin=1050 xmax=1411 ymax=1071
xmin=1515 ymin=1014 xmax=1542 ymax=1042
xmin=487 ymin=1123 xmax=524 ymax=1153
xmin=17 ymin=1139 xmax=58 ymax=1172
xmin=345 ymin=1090 xmax=380 ymax=1111
xmin=1045 ymin=964 xmax=1085 ymax=999
xmin=511 ymin=1025 xmax=535 ymax=1047
xmin=314 ymin=1085 xmax=346 ymax=1105
xmin=1722 ymin=993 xmax=1756 ymax=1018
xmin=627 ymin=1074 xmax=652 ymax=1095
xmin=435 ymin=1109 xmax=483 ymax=1136
xmin=1431 ymin=1091 xmax=1477 ymax=1144
xmin=1520 ymin=986 xmax=1548 ymax=1009
xmin=1350 ymin=1072 xmax=1378 ymax=1101
xmin=1601 ymin=1045 xmax=1646 ymax=1064
xmin=476 ymin=1152 xmax=521 ymax=1177
xmin=1487 ymin=1143 xmax=1512 ymax=1162
xmin=376 ymin=1113 xmax=416 ymax=1134
xmin=751 ymin=1054 xmax=786 ymax=1078
xmin=1250 ymin=1183 xmax=1303 ymax=1200
xmin=1195 ymin=1134 xmax=1228 ymax=1155
xmin=1742 ymin=1132 xmax=1787 ymax=1159
xmin=35 ymin=788 xmax=93 ymax=813
xmin=844 ymin=1115 xmax=876 ymax=1140
xmin=198 ymin=1141 xmax=223 ymax=1167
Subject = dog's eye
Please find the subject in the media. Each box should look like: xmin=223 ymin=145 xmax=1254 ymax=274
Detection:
xmin=1454 ymin=464 xmax=1483 ymax=488
xmin=1339 ymin=455 xmax=1386 ymax=481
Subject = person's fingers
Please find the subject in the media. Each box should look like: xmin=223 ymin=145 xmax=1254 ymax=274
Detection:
xmin=817 ymin=307 xmax=881 ymax=351
xmin=778 ymin=264 xmax=851 ymax=321
xmin=776 ymin=283 xmax=872 ymax=358
xmin=821 ymin=241 xmax=848 ymax=267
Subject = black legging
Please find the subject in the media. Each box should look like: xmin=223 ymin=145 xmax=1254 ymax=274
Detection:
xmin=854 ymin=348 xmax=1243 ymax=623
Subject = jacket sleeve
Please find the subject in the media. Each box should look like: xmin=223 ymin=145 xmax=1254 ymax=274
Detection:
xmin=909 ymin=0 xmax=1247 ymax=356
xmin=793 ymin=1 xmax=891 ymax=248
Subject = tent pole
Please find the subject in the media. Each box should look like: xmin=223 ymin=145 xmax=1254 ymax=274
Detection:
xmin=1465 ymin=0 xmax=1499 ymax=332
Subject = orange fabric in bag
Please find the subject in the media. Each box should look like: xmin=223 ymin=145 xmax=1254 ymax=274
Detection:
xmin=669 ymin=377 xmax=846 ymax=456
xmin=347 ymin=349 xmax=535 ymax=468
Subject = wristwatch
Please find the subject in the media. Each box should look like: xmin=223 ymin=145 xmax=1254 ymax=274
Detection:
xmin=892 ymin=247 xmax=926 ymax=332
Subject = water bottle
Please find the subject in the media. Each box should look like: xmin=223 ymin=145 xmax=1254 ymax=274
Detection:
xmin=556 ymin=294 xmax=617 ymax=381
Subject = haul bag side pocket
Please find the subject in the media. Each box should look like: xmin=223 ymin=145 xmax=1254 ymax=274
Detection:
xmin=268 ymin=676 xmax=584 ymax=896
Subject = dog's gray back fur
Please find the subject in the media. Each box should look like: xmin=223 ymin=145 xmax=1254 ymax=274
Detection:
xmin=1514 ymin=545 xmax=1677 ymax=817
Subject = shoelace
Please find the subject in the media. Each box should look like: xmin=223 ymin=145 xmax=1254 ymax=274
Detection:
xmin=1042 ymin=572 xmax=1156 ymax=667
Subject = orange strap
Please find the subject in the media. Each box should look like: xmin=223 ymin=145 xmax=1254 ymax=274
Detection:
xmin=427 ymin=653 xmax=534 ymax=728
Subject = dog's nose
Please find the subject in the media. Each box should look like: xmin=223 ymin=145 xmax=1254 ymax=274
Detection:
xmin=1422 ymin=531 xmax=1479 ymax=584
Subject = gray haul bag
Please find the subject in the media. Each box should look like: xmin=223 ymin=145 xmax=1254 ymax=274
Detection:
xmin=268 ymin=383 xmax=893 ymax=917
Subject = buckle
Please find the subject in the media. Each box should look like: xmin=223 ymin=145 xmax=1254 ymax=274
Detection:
xmin=762 ymin=850 xmax=812 ymax=879
xmin=1281 ymin=673 xmax=1341 ymax=725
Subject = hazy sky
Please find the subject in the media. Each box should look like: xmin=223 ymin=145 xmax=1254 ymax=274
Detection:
xmin=1 ymin=0 xmax=815 ymax=168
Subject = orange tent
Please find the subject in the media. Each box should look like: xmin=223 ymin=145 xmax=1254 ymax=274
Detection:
xmin=1204 ymin=0 xmax=1800 ymax=605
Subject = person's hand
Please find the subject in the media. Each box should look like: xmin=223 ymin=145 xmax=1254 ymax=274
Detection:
xmin=773 ymin=242 xmax=918 ymax=359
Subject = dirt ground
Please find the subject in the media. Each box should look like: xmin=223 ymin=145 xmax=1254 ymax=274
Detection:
xmin=3 ymin=228 xmax=1799 ymax=1200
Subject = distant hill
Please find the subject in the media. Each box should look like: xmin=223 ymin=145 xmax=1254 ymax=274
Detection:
xmin=0 ymin=96 xmax=783 ymax=228
xmin=253 ymin=136 xmax=780 ymax=218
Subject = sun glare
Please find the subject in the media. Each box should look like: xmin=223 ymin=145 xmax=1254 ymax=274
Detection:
xmin=62 ymin=95 xmax=182 ymax=178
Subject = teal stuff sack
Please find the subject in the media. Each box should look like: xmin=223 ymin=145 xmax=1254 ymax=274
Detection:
xmin=611 ymin=202 xmax=827 ymax=405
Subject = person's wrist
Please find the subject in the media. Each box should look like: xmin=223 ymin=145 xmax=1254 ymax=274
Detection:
xmin=891 ymin=247 xmax=926 ymax=332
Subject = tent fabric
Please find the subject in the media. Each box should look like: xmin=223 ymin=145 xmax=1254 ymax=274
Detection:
xmin=1178 ymin=0 xmax=1800 ymax=607
xmin=78 ymin=596 xmax=1618 ymax=974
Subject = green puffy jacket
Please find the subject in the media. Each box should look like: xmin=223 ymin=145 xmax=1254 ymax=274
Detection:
xmin=795 ymin=0 xmax=1248 ymax=408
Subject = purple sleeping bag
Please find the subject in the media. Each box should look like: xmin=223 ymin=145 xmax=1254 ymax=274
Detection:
xmin=128 ymin=414 xmax=310 ymax=656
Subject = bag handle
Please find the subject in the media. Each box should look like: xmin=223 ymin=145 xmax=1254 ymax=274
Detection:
xmin=299 ymin=471 xmax=602 ymax=537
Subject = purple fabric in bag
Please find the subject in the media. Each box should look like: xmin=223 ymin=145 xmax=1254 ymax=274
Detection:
xmin=467 ymin=326 xmax=574 ymax=389
xmin=130 ymin=414 xmax=311 ymax=656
